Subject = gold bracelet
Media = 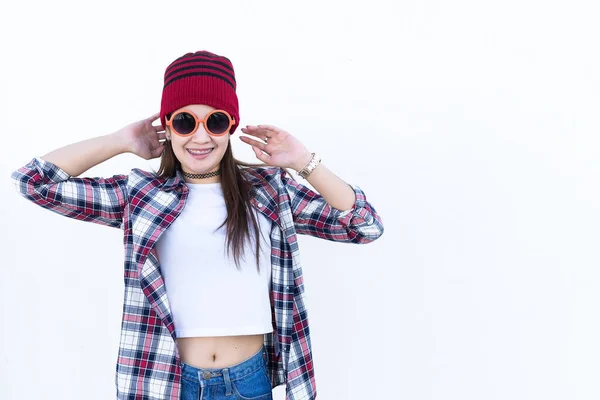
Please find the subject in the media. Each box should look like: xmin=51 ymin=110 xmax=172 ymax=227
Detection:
xmin=297 ymin=153 xmax=321 ymax=179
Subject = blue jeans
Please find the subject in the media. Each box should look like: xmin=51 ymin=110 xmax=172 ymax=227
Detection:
xmin=180 ymin=345 xmax=273 ymax=400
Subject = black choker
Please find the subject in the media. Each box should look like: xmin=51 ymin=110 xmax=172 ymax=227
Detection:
xmin=181 ymin=169 xmax=221 ymax=179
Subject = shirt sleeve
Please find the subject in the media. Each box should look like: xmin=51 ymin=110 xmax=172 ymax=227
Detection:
xmin=10 ymin=157 xmax=129 ymax=229
xmin=280 ymin=168 xmax=384 ymax=244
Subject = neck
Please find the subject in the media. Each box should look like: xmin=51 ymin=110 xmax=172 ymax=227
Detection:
xmin=181 ymin=167 xmax=221 ymax=184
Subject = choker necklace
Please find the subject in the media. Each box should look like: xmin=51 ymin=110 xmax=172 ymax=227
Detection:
xmin=181 ymin=168 xmax=221 ymax=179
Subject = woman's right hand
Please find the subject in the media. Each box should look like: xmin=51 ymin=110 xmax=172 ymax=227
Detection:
xmin=120 ymin=112 xmax=166 ymax=160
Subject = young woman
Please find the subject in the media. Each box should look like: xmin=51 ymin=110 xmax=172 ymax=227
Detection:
xmin=11 ymin=50 xmax=384 ymax=400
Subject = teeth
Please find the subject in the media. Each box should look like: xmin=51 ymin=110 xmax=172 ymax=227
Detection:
xmin=188 ymin=149 xmax=212 ymax=155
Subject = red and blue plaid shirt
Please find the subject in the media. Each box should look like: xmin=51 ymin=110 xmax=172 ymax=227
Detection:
xmin=11 ymin=157 xmax=384 ymax=399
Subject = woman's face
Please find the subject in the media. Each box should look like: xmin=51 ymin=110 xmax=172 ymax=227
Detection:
xmin=166 ymin=104 xmax=231 ymax=183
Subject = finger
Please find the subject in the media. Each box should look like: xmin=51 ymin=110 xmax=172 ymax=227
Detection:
xmin=241 ymin=126 xmax=269 ymax=141
xmin=239 ymin=135 xmax=268 ymax=149
xmin=148 ymin=112 xmax=160 ymax=122
xmin=252 ymin=146 xmax=270 ymax=163
xmin=256 ymin=124 xmax=282 ymax=133
xmin=152 ymin=124 xmax=165 ymax=133
xmin=151 ymin=143 xmax=165 ymax=158
xmin=157 ymin=132 xmax=166 ymax=140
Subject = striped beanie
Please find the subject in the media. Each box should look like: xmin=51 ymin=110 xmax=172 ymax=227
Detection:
xmin=159 ymin=50 xmax=239 ymax=134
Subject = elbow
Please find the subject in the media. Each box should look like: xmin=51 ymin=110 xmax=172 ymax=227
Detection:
xmin=350 ymin=222 xmax=384 ymax=244
xmin=11 ymin=169 xmax=31 ymax=197
xmin=11 ymin=168 xmax=48 ymax=203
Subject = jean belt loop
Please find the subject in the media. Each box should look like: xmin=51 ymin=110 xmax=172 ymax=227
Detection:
xmin=223 ymin=368 xmax=233 ymax=395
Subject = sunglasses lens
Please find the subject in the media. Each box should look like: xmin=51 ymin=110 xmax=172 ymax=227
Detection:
xmin=172 ymin=112 xmax=196 ymax=135
xmin=207 ymin=112 xmax=231 ymax=135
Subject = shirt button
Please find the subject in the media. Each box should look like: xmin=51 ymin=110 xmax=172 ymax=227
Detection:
xmin=257 ymin=202 xmax=263 ymax=208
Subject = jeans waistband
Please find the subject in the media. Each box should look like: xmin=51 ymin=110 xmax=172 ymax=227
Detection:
xmin=180 ymin=345 xmax=266 ymax=385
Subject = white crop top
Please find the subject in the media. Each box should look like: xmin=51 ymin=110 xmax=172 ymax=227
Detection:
xmin=155 ymin=182 xmax=273 ymax=338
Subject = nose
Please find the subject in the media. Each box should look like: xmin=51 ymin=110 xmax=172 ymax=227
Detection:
xmin=191 ymin=123 xmax=212 ymax=142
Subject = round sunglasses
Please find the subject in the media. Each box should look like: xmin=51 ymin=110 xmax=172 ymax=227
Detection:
xmin=166 ymin=109 xmax=236 ymax=137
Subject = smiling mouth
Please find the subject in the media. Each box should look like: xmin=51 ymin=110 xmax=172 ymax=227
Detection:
xmin=187 ymin=148 xmax=214 ymax=155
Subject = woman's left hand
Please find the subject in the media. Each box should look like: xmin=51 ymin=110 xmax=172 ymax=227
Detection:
xmin=239 ymin=125 xmax=312 ymax=171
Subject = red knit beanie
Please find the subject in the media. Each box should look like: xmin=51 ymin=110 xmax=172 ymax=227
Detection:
xmin=159 ymin=50 xmax=240 ymax=135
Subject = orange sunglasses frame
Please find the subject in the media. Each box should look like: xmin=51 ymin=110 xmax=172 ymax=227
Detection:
xmin=165 ymin=109 xmax=236 ymax=137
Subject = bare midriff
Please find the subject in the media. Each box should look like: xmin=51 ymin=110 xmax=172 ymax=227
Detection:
xmin=177 ymin=334 xmax=265 ymax=369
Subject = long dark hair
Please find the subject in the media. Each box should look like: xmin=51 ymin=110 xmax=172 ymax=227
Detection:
xmin=155 ymin=137 xmax=267 ymax=272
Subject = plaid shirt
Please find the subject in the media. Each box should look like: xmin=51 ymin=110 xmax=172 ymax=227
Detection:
xmin=11 ymin=157 xmax=384 ymax=399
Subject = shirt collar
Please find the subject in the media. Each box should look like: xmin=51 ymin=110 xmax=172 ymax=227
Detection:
xmin=159 ymin=168 xmax=186 ymax=192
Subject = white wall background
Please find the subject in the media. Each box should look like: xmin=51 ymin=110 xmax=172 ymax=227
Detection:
xmin=1 ymin=0 xmax=599 ymax=399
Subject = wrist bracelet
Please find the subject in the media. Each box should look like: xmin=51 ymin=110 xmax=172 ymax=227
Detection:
xmin=297 ymin=153 xmax=321 ymax=179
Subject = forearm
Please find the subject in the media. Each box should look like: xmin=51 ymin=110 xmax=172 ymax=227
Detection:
xmin=41 ymin=131 xmax=129 ymax=177
xmin=296 ymin=160 xmax=356 ymax=211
